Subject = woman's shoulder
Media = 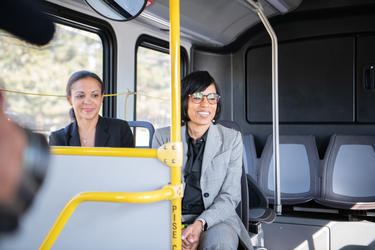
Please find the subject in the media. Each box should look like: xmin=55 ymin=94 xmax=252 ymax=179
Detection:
xmin=214 ymin=123 xmax=241 ymax=137
xmin=50 ymin=127 xmax=66 ymax=137
xmin=101 ymin=117 xmax=128 ymax=124
xmin=152 ymin=126 xmax=171 ymax=148
xmin=153 ymin=126 xmax=171 ymax=140
xmin=50 ymin=122 xmax=73 ymax=136
xmin=212 ymin=123 xmax=242 ymax=149
xmin=49 ymin=123 xmax=73 ymax=146
xmin=100 ymin=117 xmax=130 ymax=129
xmin=155 ymin=126 xmax=171 ymax=135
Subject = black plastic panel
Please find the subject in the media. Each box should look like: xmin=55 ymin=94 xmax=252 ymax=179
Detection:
xmin=246 ymin=37 xmax=354 ymax=123
xmin=357 ymin=35 xmax=375 ymax=122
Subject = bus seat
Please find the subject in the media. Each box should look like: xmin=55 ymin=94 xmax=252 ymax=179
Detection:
xmin=243 ymin=134 xmax=258 ymax=181
xmin=258 ymin=135 xmax=320 ymax=205
xmin=0 ymin=155 xmax=171 ymax=249
xmin=247 ymin=174 xmax=276 ymax=234
xmin=127 ymin=120 xmax=155 ymax=148
xmin=318 ymin=134 xmax=375 ymax=210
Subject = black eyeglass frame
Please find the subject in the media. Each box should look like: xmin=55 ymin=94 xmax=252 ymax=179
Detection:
xmin=188 ymin=92 xmax=221 ymax=104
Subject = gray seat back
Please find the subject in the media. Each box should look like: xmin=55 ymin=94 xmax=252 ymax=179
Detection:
xmin=128 ymin=120 xmax=155 ymax=148
xmin=0 ymin=155 xmax=171 ymax=249
xmin=258 ymin=135 xmax=320 ymax=204
xmin=243 ymin=134 xmax=258 ymax=181
xmin=319 ymin=134 xmax=375 ymax=210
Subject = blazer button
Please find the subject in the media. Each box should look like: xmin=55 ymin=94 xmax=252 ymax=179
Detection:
xmin=203 ymin=193 xmax=209 ymax=198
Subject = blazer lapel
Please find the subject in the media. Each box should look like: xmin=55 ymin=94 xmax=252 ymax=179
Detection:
xmin=181 ymin=125 xmax=188 ymax=167
xmin=95 ymin=116 xmax=110 ymax=146
xmin=181 ymin=125 xmax=188 ymax=184
xmin=69 ymin=122 xmax=81 ymax=146
xmin=201 ymin=124 xmax=222 ymax=176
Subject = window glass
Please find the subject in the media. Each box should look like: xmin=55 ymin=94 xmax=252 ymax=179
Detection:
xmin=136 ymin=46 xmax=171 ymax=147
xmin=0 ymin=23 xmax=103 ymax=136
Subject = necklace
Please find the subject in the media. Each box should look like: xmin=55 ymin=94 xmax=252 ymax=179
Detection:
xmin=82 ymin=138 xmax=88 ymax=145
xmin=80 ymin=135 xmax=89 ymax=145
xmin=79 ymin=126 xmax=95 ymax=146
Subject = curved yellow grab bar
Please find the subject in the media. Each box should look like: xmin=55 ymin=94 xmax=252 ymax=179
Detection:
xmin=51 ymin=147 xmax=157 ymax=158
xmin=40 ymin=186 xmax=174 ymax=250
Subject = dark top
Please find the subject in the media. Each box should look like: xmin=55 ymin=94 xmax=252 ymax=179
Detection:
xmin=182 ymin=128 xmax=208 ymax=215
xmin=49 ymin=116 xmax=134 ymax=147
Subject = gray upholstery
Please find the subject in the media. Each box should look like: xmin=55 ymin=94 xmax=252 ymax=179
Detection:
xmin=0 ymin=156 xmax=171 ymax=249
xmin=258 ymin=135 xmax=320 ymax=204
xmin=319 ymin=134 xmax=375 ymax=210
xmin=243 ymin=134 xmax=258 ymax=181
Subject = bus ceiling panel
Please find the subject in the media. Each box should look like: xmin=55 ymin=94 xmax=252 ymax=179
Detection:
xmin=47 ymin=0 xmax=89 ymax=10
xmin=294 ymin=0 xmax=375 ymax=12
xmin=139 ymin=0 xmax=302 ymax=47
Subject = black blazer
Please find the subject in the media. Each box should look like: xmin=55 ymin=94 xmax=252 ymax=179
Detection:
xmin=49 ymin=116 xmax=134 ymax=147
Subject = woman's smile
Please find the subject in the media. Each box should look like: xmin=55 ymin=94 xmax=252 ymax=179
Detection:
xmin=82 ymin=108 xmax=95 ymax=113
xmin=196 ymin=111 xmax=210 ymax=118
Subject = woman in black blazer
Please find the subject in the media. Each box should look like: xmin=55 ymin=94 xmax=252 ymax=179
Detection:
xmin=49 ymin=70 xmax=134 ymax=147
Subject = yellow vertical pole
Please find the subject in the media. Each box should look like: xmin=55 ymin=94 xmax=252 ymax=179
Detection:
xmin=170 ymin=1 xmax=181 ymax=143
xmin=169 ymin=0 xmax=182 ymax=249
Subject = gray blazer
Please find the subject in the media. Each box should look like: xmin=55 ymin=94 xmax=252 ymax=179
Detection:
xmin=152 ymin=123 xmax=252 ymax=250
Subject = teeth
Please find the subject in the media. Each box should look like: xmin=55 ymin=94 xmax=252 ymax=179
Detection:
xmin=198 ymin=112 xmax=209 ymax=115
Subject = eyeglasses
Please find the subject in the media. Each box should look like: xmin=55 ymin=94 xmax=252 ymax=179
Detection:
xmin=189 ymin=92 xmax=220 ymax=104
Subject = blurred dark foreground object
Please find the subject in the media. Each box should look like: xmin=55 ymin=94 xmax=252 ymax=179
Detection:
xmin=0 ymin=0 xmax=54 ymax=232
xmin=0 ymin=0 xmax=55 ymax=46
xmin=0 ymin=129 xmax=50 ymax=232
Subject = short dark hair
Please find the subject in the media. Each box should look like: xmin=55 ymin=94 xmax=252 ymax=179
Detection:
xmin=66 ymin=70 xmax=104 ymax=97
xmin=181 ymin=71 xmax=221 ymax=124
xmin=66 ymin=70 xmax=104 ymax=121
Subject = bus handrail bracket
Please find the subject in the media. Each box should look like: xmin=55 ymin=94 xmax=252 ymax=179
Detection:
xmin=157 ymin=141 xmax=183 ymax=168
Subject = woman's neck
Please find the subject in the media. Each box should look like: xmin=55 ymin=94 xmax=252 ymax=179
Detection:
xmin=77 ymin=116 xmax=99 ymax=135
xmin=187 ymin=122 xmax=210 ymax=141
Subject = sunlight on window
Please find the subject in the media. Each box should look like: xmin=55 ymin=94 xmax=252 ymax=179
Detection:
xmin=136 ymin=46 xmax=171 ymax=146
xmin=0 ymin=23 xmax=103 ymax=135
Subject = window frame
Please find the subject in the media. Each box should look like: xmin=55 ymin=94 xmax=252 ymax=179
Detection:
xmin=134 ymin=34 xmax=188 ymax=122
xmin=43 ymin=1 xmax=117 ymax=118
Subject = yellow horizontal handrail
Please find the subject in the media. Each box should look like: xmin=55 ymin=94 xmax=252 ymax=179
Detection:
xmin=51 ymin=147 xmax=157 ymax=158
xmin=40 ymin=186 xmax=175 ymax=250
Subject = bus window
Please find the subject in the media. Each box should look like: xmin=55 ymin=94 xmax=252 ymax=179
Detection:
xmin=135 ymin=36 xmax=188 ymax=147
xmin=136 ymin=45 xmax=171 ymax=147
xmin=0 ymin=23 xmax=103 ymax=136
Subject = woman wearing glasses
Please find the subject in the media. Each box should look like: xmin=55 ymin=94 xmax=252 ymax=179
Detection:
xmin=153 ymin=71 xmax=252 ymax=250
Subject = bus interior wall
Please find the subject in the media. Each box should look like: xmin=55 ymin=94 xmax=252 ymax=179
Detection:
xmin=192 ymin=1 xmax=375 ymax=159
